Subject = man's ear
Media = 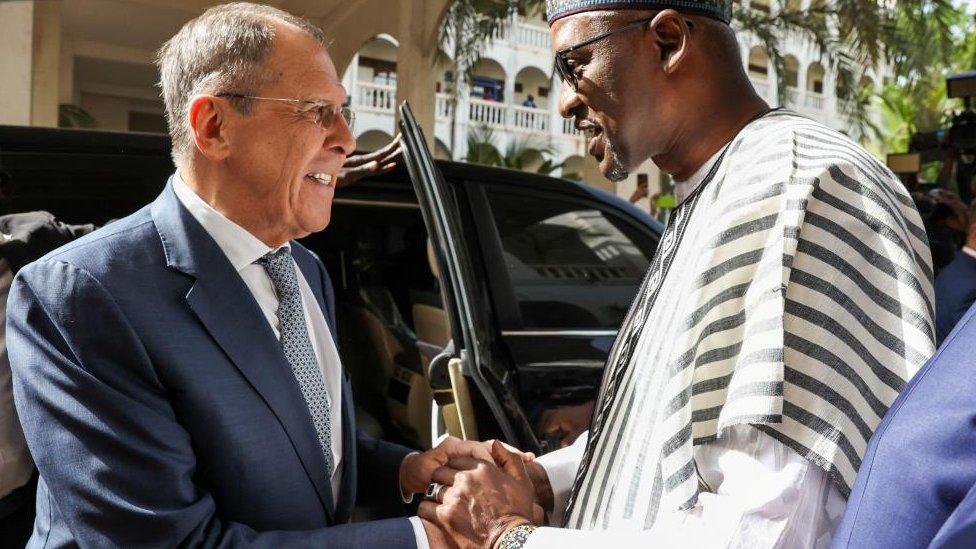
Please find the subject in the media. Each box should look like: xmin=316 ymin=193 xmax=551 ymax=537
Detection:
xmin=649 ymin=10 xmax=691 ymax=74
xmin=187 ymin=95 xmax=232 ymax=161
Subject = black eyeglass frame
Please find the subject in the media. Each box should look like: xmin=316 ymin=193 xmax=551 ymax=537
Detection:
xmin=554 ymin=16 xmax=694 ymax=92
xmin=215 ymin=93 xmax=355 ymax=130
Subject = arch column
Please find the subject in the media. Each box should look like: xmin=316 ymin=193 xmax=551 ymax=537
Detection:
xmin=549 ymin=73 xmax=562 ymax=143
xmin=0 ymin=0 xmax=63 ymax=127
xmin=319 ymin=0 xmax=450 ymax=148
xmin=452 ymin=81 xmax=472 ymax=160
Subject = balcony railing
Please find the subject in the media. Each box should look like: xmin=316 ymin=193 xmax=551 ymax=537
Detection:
xmin=488 ymin=16 xmax=552 ymax=50
xmin=357 ymin=82 xmax=395 ymax=112
xmin=436 ymin=93 xmax=454 ymax=121
xmin=514 ymin=23 xmax=550 ymax=49
xmin=511 ymin=105 xmax=549 ymax=133
xmin=750 ymin=76 xmax=771 ymax=99
xmin=805 ymin=91 xmax=825 ymax=110
xmin=468 ymin=98 xmax=507 ymax=128
xmin=350 ymin=81 xmax=583 ymax=140
xmin=786 ymin=87 xmax=800 ymax=105
xmin=562 ymin=118 xmax=582 ymax=137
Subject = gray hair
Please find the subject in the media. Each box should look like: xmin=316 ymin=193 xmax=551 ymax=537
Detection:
xmin=157 ymin=2 xmax=327 ymax=166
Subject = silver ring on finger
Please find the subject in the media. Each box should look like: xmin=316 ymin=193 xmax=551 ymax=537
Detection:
xmin=424 ymin=482 xmax=446 ymax=503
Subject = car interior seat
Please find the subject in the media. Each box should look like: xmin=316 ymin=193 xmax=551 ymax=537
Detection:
xmin=412 ymin=241 xmax=451 ymax=350
xmin=340 ymin=227 xmax=435 ymax=448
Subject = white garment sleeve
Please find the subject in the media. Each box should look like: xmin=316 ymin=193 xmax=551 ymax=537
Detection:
xmin=408 ymin=516 xmax=431 ymax=549
xmin=535 ymin=431 xmax=588 ymax=525
xmin=524 ymin=425 xmax=846 ymax=549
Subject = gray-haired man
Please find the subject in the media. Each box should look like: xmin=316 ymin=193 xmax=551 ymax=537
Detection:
xmin=6 ymin=3 xmax=489 ymax=547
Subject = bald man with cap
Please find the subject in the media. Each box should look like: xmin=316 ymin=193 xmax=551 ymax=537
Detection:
xmin=417 ymin=1 xmax=935 ymax=548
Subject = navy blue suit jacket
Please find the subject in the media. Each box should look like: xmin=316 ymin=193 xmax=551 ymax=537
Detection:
xmin=6 ymin=182 xmax=417 ymax=547
xmin=832 ymin=302 xmax=976 ymax=549
xmin=934 ymin=251 xmax=976 ymax=346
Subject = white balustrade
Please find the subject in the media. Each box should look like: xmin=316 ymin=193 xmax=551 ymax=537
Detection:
xmin=805 ymin=91 xmax=825 ymax=110
xmin=750 ymin=77 xmax=771 ymax=100
xmin=436 ymin=93 xmax=454 ymax=120
xmin=468 ymin=98 xmax=508 ymax=128
xmin=492 ymin=23 xmax=509 ymax=41
xmin=511 ymin=105 xmax=549 ymax=133
xmin=562 ymin=118 xmax=583 ymax=137
xmin=514 ymin=23 xmax=550 ymax=49
xmin=786 ymin=87 xmax=800 ymax=105
xmin=356 ymin=82 xmax=395 ymax=112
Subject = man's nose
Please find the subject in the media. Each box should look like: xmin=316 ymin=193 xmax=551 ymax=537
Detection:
xmin=557 ymin=81 xmax=583 ymax=120
xmin=328 ymin=116 xmax=356 ymax=157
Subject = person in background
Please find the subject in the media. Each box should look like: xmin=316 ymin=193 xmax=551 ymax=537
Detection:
xmin=628 ymin=173 xmax=649 ymax=207
xmin=0 ymin=212 xmax=97 ymax=547
xmin=523 ymin=95 xmax=538 ymax=108
xmin=915 ymin=187 xmax=969 ymax=275
xmin=934 ymin=201 xmax=976 ymax=346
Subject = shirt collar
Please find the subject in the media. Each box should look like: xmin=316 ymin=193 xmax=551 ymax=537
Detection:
xmin=172 ymin=171 xmax=288 ymax=272
xmin=962 ymin=246 xmax=976 ymax=261
xmin=673 ymin=143 xmax=731 ymax=205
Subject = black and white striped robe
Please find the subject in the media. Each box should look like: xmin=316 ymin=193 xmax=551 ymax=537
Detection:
xmin=563 ymin=110 xmax=936 ymax=532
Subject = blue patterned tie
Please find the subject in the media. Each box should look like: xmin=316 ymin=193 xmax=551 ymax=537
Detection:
xmin=260 ymin=248 xmax=334 ymax=476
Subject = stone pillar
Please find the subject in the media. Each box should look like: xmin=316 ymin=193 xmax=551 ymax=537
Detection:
xmin=320 ymin=0 xmax=449 ymax=148
xmin=31 ymin=0 xmax=61 ymax=127
xmin=0 ymin=0 xmax=62 ymax=127
xmin=0 ymin=1 xmax=33 ymax=126
xmin=393 ymin=0 xmax=448 ymax=149
xmin=549 ymin=74 xmax=562 ymax=142
xmin=59 ymin=36 xmax=75 ymax=105
xmin=452 ymin=82 xmax=471 ymax=160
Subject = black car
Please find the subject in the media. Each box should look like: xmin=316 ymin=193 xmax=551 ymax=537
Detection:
xmin=0 ymin=104 xmax=662 ymax=456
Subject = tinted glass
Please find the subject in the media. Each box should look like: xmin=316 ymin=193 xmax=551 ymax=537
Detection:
xmin=0 ymin=133 xmax=172 ymax=225
xmin=486 ymin=189 xmax=654 ymax=329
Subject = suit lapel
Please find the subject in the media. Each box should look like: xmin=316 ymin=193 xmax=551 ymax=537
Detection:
xmin=151 ymin=180 xmax=336 ymax=521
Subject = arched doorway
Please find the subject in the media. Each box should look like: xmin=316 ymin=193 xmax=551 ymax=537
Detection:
xmin=344 ymin=35 xmax=399 ymax=114
xmin=562 ymin=155 xmax=585 ymax=180
xmin=470 ymin=57 xmax=508 ymax=128
xmin=434 ymin=138 xmax=452 ymax=161
xmin=748 ymin=46 xmax=770 ymax=79
xmin=356 ymin=130 xmax=395 ymax=152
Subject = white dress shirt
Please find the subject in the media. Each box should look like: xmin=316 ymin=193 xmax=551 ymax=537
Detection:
xmin=173 ymin=176 xmax=428 ymax=547
xmin=529 ymin=425 xmax=846 ymax=548
xmin=0 ymin=257 xmax=35 ymax=500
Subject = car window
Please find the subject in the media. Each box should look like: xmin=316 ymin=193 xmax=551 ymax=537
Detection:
xmin=485 ymin=188 xmax=654 ymax=330
xmin=1 ymin=150 xmax=172 ymax=224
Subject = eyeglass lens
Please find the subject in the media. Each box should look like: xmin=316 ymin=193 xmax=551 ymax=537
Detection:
xmin=314 ymin=104 xmax=355 ymax=129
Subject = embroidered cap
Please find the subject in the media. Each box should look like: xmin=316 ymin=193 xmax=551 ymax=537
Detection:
xmin=545 ymin=0 xmax=733 ymax=25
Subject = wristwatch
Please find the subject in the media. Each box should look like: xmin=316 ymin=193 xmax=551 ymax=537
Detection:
xmin=497 ymin=524 xmax=538 ymax=549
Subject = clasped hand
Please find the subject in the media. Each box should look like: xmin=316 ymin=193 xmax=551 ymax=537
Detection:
xmin=400 ymin=438 xmax=550 ymax=548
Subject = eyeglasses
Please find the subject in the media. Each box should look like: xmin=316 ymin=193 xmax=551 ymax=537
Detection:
xmin=554 ymin=16 xmax=693 ymax=92
xmin=216 ymin=93 xmax=355 ymax=130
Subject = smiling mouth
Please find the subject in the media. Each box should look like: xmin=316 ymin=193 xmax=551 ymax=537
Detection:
xmin=306 ymin=173 xmax=336 ymax=187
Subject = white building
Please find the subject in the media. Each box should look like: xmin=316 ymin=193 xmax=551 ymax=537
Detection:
xmin=0 ymin=0 xmax=883 ymax=207
xmin=344 ymin=3 xmax=884 ymax=204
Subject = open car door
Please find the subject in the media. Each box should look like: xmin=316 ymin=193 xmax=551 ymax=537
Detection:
xmin=398 ymin=103 xmax=541 ymax=453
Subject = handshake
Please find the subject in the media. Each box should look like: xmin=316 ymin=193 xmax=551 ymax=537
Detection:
xmin=399 ymin=437 xmax=554 ymax=549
